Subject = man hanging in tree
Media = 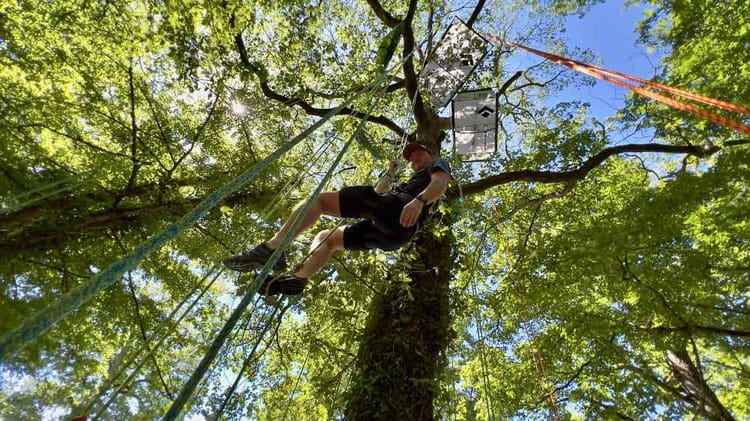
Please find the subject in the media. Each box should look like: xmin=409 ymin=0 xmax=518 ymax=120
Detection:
xmin=222 ymin=140 xmax=452 ymax=297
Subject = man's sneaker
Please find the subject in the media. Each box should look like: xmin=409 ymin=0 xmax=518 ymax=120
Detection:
xmin=258 ymin=273 xmax=308 ymax=297
xmin=222 ymin=243 xmax=287 ymax=272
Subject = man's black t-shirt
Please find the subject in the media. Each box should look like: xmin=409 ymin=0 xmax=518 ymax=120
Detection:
xmin=392 ymin=158 xmax=452 ymax=199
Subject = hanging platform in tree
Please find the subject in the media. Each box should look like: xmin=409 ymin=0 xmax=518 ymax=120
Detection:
xmin=451 ymin=88 xmax=498 ymax=161
xmin=418 ymin=19 xmax=489 ymax=109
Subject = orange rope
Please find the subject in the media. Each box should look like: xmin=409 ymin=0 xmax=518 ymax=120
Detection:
xmin=485 ymin=34 xmax=750 ymax=135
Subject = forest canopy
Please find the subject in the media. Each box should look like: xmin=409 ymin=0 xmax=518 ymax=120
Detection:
xmin=1 ymin=0 xmax=748 ymax=420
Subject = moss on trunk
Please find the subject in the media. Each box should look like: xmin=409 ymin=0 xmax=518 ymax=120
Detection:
xmin=345 ymin=213 xmax=455 ymax=420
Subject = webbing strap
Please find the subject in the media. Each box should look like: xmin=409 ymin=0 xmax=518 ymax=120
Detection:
xmin=0 ymin=88 xmax=368 ymax=363
xmin=486 ymin=34 xmax=750 ymax=135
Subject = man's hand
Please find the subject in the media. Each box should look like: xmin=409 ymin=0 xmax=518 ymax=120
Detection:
xmin=399 ymin=199 xmax=424 ymax=227
xmin=375 ymin=159 xmax=401 ymax=194
xmin=386 ymin=159 xmax=399 ymax=177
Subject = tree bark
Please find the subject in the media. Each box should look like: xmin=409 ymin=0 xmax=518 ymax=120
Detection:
xmin=665 ymin=348 xmax=735 ymax=421
xmin=345 ymin=213 xmax=455 ymax=420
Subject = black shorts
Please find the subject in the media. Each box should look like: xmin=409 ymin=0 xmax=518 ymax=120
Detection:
xmin=339 ymin=186 xmax=417 ymax=251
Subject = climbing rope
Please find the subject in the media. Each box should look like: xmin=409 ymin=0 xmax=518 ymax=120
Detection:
xmin=0 ymin=74 xmax=376 ymax=363
xmin=164 ymin=57 xmax=400 ymax=417
xmin=485 ymin=33 xmax=750 ymax=135
xmin=1 ymin=174 xmax=88 ymax=215
xmin=89 ymin=136 xmax=331 ymax=417
xmin=162 ymin=70 xmax=392 ymax=419
xmin=188 ymin=288 xmax=264 ymax=415
xmin=162 ymin=127 xmax=363 ymax=420
xmin=489 ymin=201 xmax=561 ymax=420
xmin=86 ymin=267 xmax=224 ymax=419
xmin=212 ymin=299 xmax=294 ymax=420
xmin=462 ymin=222 xmax=496 ymax=421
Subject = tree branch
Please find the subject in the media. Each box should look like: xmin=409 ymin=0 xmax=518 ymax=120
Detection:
xmin=499 ymin=71 xmax=523 ymax=95
xmin=0 ymin=187 xmax=272 ymax=256
xmin=364 ymin=0 xmax=400 ymax=27
xmin=724 ymin=139 xmax=750 ymax=147
xmin=466 ymin=0 xmax=487 ymax=28
xmin=137 ymin=79 xmax=177 ymax=167
xmin=112 ymin=64 xmax=142 ymax=208
xmin=4 ymin=123 xmax=132 ymax=159
xmin=452 ymin=142 xmax=722 ymax=198
xmin=636 ymin=324 xmax=750 ymax=338
xmin=233 ymin=32 xmax=406 ymax=138
xmin=167 ymin=82 xmax=221 ymax=178
xmin=623 ymin=361 xmax=687 ymax=401
xmin=124 ymin=271 xmax=174 ymax=400
xmin=401 ymin=0 xmax=435 ymax=132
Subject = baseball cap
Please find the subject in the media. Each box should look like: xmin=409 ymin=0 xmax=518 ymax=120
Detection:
xmin=401 ymin=142 xmax=435 ymax=159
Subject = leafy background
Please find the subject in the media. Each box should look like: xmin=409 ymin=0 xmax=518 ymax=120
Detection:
xmin=1 ymin=0 xmax=748 ymax=420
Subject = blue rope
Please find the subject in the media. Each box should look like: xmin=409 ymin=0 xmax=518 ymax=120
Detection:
xmin=0 ymin=88 xmax=368 ymax=363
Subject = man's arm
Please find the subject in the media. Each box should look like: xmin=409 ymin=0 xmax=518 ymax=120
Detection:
xmin=399 ymin=169 xmax=450 ymax=227
xmin=374 ymin=160 xmax=399 ymax=193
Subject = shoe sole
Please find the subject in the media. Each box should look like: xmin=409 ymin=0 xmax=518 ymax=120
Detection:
xmin=258 ymin=277 xmax=306 ymax=296
xmin=222 ymin=256 xmax=286 ymax=272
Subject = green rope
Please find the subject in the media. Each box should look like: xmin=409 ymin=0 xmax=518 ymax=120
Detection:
xmin=162 ymin=101 xmax=373 ymax=420
xmin=89 ymin=268 xmax=223 ymax=418
xmin=212 ymin=299 xmax=293 ymax=420
xmin=280 ymin=342 xmax=312 ymax=420
xmin=208 ymin=85 xmax=391 ymax=419
xmin=0 ymin=86 xmax=369 ymax=363
xmin=464 ymin=220 xmax=495 ymax=421
xmin=162 ymin=47 xmax=398 ymax=417
xmin=1 ymin=168 xmax=100 ymax=215
xmin=188 ymin=286 xmax=262 ymax=413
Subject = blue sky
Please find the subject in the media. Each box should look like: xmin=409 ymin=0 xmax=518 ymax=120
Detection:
xmin=556 ymin=1 xmax=663 ymax=123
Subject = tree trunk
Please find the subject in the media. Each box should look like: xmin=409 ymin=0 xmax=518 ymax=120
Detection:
xmin=345 ymin=214 xmax=455 ymax=420
xmin=666 ymin=348 xmax=735 ymax=421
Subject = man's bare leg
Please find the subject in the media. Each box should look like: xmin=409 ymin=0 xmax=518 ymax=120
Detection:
xmin=294 ymin=227 xmax=345 ymax=279
xmin=223 ymin=191 xmax=343 ymax=275
xmin=267 ymin=191 xmax=341 ymax=248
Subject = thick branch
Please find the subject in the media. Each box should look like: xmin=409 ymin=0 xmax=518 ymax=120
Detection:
xmin=386 ymin=78 xmax=406 ymax=92
xmin=466 ymin=0 xmax=487 ymax=28
xmin=0 ymin=187 xmax=272 ymax=256
xmin=637 ymin=324 xmax=750 ymax=338
xmin=725 ymin=139 xmax=750 ymax=147
xmin=113 ymin=65 xmax=141 ymax=208
xmin=499 ymin=71 xmax=523 ymax=95
xmin=401 ymin=0 xmax=435 ymax=131
xmin=233 ymin=33 xmax=406 ymax=138
xmin=624 ymin=362 xmax=687 ymax=401
xmin=364 ymin=0 xmax=400 ymax=27
xmin=666 ymin=348 xmax=736 ymax=420
xmin=453 ymin=142 xmax=721 ymax=198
